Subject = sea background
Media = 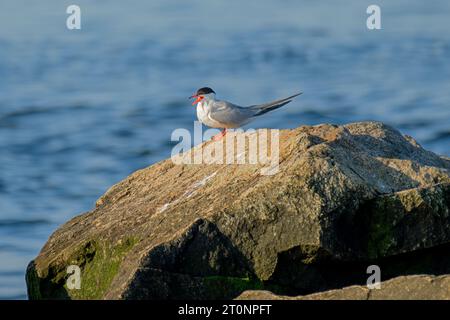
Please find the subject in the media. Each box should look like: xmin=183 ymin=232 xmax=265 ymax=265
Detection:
xmin=0 ymin=0 xmax=449 ymax=299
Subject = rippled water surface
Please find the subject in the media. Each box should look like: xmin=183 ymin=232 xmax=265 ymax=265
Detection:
xmin=0 ymin=0 xmax=449 ymax=299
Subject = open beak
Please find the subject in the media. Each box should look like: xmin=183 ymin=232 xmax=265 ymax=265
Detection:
xmin=189 ymin=94 xmax=204 ymax=106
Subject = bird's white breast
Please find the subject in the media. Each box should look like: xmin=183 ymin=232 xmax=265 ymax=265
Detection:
xmin=196 ymin=101 xmax=222 ymax=128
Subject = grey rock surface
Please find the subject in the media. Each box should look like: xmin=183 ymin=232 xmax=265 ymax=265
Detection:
xmin=26 ymin=121 xmax=450 ymax=299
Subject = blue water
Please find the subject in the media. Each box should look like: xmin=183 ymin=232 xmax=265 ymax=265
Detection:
xmin=0 ymin=0 xmax=449 ymax=299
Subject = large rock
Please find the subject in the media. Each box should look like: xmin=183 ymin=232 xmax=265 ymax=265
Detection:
xmin=26 ymin=122 xmax=450 ymax=299
xmin=237 ymin=274 xmax=450 ymax=300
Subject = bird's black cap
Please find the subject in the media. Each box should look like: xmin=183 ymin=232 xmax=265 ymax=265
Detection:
xmin=196 ymin=87 xmax=216 ymax=95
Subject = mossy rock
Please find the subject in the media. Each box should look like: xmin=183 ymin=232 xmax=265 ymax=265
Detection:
xmin=26 ymin=122 xmax=450 ymax=299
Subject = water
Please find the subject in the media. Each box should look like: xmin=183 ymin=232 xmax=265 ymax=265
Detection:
xmin=0 ymin=0 xmax=449 ymax=299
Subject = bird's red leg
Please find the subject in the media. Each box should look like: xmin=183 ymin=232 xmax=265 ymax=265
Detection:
xmin=212 ymin=129 xmax=227 ymax=141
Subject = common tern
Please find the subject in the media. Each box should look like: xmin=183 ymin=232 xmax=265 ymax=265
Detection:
xmin=189 ymin=87 xmax=302 ymax=140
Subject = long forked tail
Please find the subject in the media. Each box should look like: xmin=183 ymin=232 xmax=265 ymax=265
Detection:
xmin=249 ymin=92 xmax=302 ymax=116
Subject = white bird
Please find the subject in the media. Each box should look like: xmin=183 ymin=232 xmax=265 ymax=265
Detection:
xmin=189 ymin=87 xmax=302 ymax=140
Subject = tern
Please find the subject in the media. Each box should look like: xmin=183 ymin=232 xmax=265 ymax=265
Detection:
xmin=189 ymin=87 xmax=302 ymax=140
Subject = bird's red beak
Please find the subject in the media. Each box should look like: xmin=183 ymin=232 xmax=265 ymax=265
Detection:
xmin=189 ymin=94 xmax=204 ymax=106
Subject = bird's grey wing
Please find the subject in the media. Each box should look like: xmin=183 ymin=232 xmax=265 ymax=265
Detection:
xmin=248 ymin=92 xmax=302 ymax=116
xmin=209 ymin=100 xmax=255 ymax=127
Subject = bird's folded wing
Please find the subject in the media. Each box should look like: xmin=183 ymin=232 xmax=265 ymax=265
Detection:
xmin=209 ymin=101 xmax=254 ymax=126
xmin=247 ymin=92 xmax=302 ymax=116
xmin=248 ymin=92 xmax=302 ymax=111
